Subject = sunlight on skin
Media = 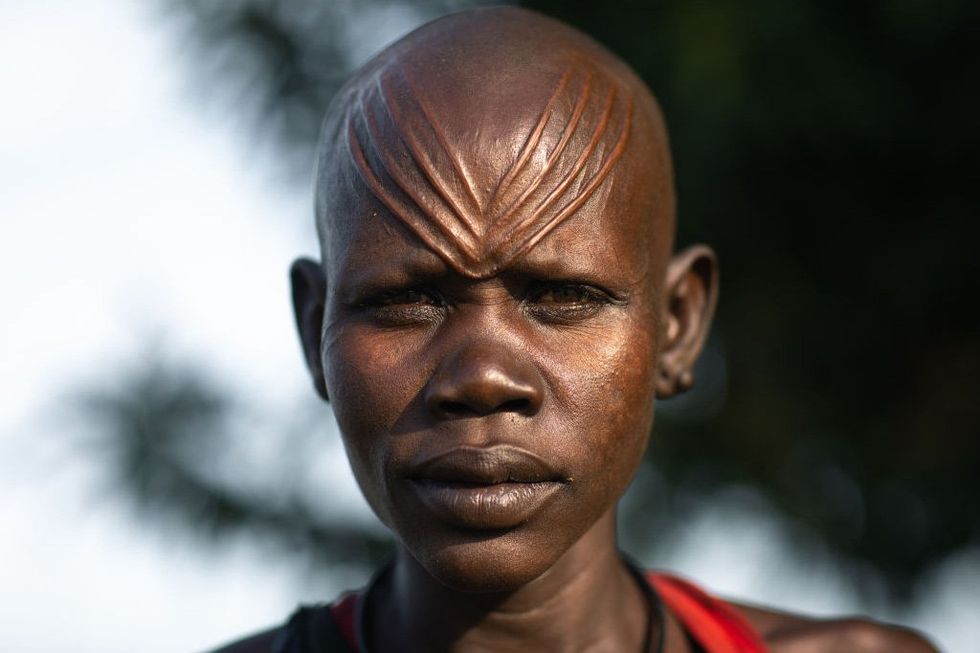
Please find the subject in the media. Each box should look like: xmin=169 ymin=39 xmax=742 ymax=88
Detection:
xmin=0 ymin=2 xmax=969 ymax=652
xmin=284 ymin=8 xmax=938 ymax=652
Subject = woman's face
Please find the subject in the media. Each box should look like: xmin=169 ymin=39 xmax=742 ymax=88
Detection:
xmin=309 ymin=188 xmax=666 ymax=592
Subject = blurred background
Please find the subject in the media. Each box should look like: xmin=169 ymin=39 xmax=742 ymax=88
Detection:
xmin=2 ymin=0 xmax=978 ymax=651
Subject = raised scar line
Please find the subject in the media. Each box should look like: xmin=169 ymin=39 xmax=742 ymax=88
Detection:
xmin=341 ymin=59 xmax=633 ymax=276
xmin=525 ymin=84 xmax=618 ymax=223
xmin=488 ymin=66 xmax=574 ymax=209
xmin=348 ymin=103 xmax=478 ymax=260
xmin=491 ymin=70 xmax=593 ymax=225
xmin=361 ymin=94 xmax=476 ymax=257
xmin=517 ymin=100 xmax=634 ymax=255
xmin=375 ymin=74 xmax=480 ymax=238
xmin=346 ymin=117 xmax=451 ymax=260
xmin=501 ymin=83 xmax=621 ymax=247
xmin=398 ymin=66 xmax=484 ymax=216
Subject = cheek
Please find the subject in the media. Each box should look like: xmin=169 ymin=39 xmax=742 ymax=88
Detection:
xmin=325 ymin=328 xmax=416 ymax=422
xmin=322 ymin=325 xmax=430 ymax=516
xmin=537 ymin=312 xmax=657 ymax=490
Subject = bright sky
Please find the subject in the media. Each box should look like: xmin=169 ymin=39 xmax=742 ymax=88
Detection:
xmin=0 ymin=2 xmax=349 ymax=651
xmin=0 ymin=1 xmax=974 ymax=651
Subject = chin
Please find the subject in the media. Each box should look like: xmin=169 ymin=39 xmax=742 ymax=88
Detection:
xmin=410 ymin=530 xmax=559 ymax=593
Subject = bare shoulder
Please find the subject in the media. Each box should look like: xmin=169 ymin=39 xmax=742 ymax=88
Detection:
xmin=205 ymin=626 xmax=284 ymax=653
xmin=729 ymin=600 xmax=940 ymax=653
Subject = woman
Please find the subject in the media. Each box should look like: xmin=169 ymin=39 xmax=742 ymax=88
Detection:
xmin=214 ymin=8 xmax=937 ymax=652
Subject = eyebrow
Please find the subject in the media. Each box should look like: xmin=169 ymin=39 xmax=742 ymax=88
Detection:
xmin=335 ymin=244 xmax=449 ymax=298
xmin=343 ymin=60 xmax=633 ymax=279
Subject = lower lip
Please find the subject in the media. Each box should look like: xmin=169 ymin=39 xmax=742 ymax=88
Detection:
xmin=409 ymin=480 xmax=563 ymax=530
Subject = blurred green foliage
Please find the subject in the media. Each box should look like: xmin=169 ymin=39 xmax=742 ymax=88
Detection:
xmin=81 ymin=0 xmax=979 ymax=602
xmin=536 ymin=0 xmax=980 ymax=598
xmin=76 ymin=356 xmax=392 ymax=568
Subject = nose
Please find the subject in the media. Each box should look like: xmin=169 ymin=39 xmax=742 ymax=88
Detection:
xmin=424 ymin=343 xmax=544 ymax=418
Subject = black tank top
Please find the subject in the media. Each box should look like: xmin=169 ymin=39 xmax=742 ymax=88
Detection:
xmin=272 ymin=603 xmax=354 ymax=653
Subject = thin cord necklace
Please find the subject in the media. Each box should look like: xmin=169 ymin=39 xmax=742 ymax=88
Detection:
xmin=624 ymin=556 xmax=667 ymax=653
xmin=354 ymin=558 xmax=666 ymax=653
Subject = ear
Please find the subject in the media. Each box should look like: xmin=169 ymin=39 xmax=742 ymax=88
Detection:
xmin=655 ymin=244 xmax=719 ymax=399
xmin=290 ymin=258 xmax=329 ymax=401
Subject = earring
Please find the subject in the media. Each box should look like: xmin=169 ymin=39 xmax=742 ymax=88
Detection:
xmin=677 ymin=370 xmax=694 ymax=392
xmin=655 ymin=367 xmax=693 ymax=397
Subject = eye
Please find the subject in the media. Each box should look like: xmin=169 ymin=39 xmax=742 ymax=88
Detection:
xmin=375 ymin=289 xmax=441 ymax=306
xmin=524 ymin=282 xmax=615 ymax=323
xmin=358 ymin=287 xmax=446 ymax=326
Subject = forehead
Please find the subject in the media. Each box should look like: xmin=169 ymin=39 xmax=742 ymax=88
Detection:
xmin=326 ymin=182 xmax=656 ymax=293
xmin=316 ymin=8 xmax=674 ymax=279
xmin=346 ymin=68 xmax=636 ymax=277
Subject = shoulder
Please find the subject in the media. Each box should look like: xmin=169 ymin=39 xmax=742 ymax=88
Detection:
xmin=730 ymin=601 xmax=940 ymax=653
xmin=205 ymin=626 xmax=284 ymax=653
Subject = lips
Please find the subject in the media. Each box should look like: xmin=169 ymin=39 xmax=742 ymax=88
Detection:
xmin=404 ymin=445 xmax=567 ymax=530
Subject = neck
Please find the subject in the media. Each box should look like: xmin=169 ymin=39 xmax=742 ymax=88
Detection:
xmin=368 ymin=510 xmax=654 ymax=653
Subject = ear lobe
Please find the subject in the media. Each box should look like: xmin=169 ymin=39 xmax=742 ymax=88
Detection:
xmin=290 ymin=258 xmax=329 ymax=401
xmin=655 ymin=244 xmax=719 ymax=399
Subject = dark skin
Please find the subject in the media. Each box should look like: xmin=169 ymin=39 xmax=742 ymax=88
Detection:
xmin=213 ymin=7 xmax=938 ymax=653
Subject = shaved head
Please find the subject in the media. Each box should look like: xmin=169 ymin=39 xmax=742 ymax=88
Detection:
xmin=314 ymin=6 xmax=675 ymax=278
xmin=291 ymin=5 xmax=719 ymax=609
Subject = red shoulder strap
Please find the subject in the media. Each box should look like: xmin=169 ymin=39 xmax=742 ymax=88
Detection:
xmin=649 ymin=573 xmax=768 ymax=653
xmin=329 ymin=592 xmax=360 ymax=652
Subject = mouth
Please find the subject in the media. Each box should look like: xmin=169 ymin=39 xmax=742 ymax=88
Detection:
xmin=404 ymin=445 xmax=568 ymax=530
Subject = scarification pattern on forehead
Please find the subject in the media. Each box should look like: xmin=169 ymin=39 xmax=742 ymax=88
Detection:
xmin=344 ymin=60 xmax=634 ymax=278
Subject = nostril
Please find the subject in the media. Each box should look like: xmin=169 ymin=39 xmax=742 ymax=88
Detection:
xmin=435 ymin=397 xmax=534 ymax=418
xmin=439 ymin=401 xmax=475 ymax=416
xmin=498 ymin=398 xmax=531 ymax=414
